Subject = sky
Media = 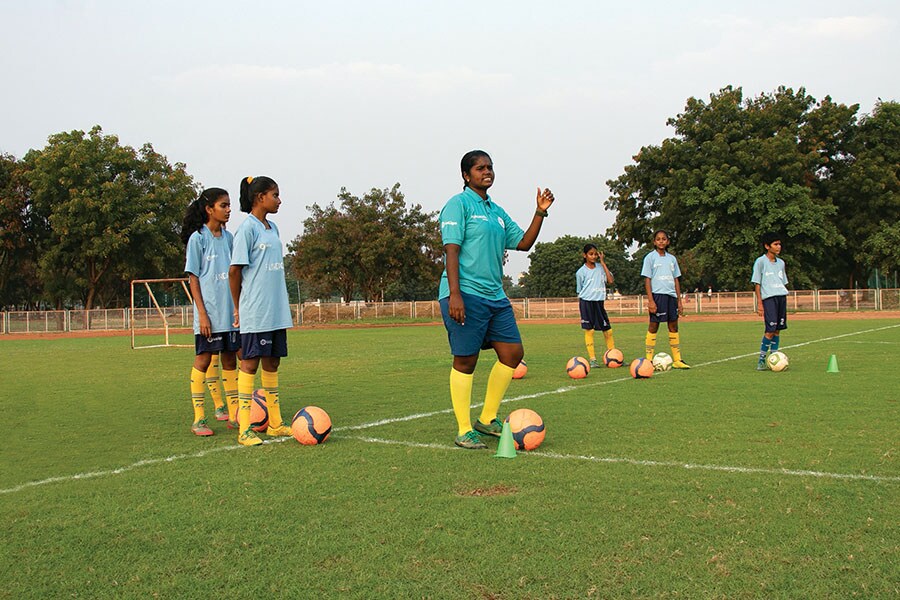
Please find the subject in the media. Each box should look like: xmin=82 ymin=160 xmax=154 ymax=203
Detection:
xmin=1 ymin=0 xmax=898 ymax=278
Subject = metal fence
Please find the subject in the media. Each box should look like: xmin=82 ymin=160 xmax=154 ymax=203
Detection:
xmin=2 ymin=288 xmax=898 ymax=334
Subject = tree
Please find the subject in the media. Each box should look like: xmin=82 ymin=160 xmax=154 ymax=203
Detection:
xmin=24 ymin=126 xmax=196 ymax=308
xmin=605 ymin=86 xmax=857 ymax=290
xmin=522 ymin=235 xmax=637 ymax=297
xmin=0 ymin=153 xmax=42 ymax=308
xmin=289 ymin=184 xmax=442 ymax=302
xmin=827 ymin=100 xmax=900 ymax=286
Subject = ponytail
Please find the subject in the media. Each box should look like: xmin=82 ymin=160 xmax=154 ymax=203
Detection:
xmin=239 ymin=176 xmax=277 ymax=213
xmin=179 ymin=187 xmax=229 ymax=245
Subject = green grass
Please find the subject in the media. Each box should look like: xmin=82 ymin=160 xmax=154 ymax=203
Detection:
xmin=2 ymin=319 xmax=898 ymax=598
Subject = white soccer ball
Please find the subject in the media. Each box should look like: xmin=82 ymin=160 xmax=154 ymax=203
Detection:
xmin=767 ymin=351 xmax=789 ymax=372
xmin=652 ymin=352 xmax=673 ymax=372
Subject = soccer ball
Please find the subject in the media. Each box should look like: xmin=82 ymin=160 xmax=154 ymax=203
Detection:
xmin=291 ymin=406 xmax=333 ymax=445
xmin=766 ymin=351 xmax=789 ymax=372
xmin=566 ymin=356 xmax=590 ymax=379
xmin=250 ymin=389 xmax=269 ymax=432
xmin=505 ymin=408 xmax=545 ymax=451
xmin=512 ymin=360 xmax=528 ymax=379
xmin=652 ymin=352 xmax=674 ymax=372
xmin=603 ymin=348 xmax=625 ymax=368
xmin=630 ymin=358 xmax=654 ymax=379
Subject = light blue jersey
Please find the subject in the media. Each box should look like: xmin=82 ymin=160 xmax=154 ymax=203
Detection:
xmin=641 ymin=251 xmax=681 ymax=297
xmin=438 ymin=187 xmax=525 ymax=301
xmin=231 ymin=215 xmax=293 ymax=333
xmin=576 ymin=263 xmax=608 ymax=301
xmin=751 ymin=255 xmax=788 ymax=299
xmin=185 ymin=226 xmax=237 ymax=335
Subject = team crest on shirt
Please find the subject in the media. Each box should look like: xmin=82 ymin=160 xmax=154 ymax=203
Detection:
xmin=258 ymin=242 xmax=271 ymax=250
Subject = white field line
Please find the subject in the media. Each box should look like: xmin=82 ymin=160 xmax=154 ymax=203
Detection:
xmin=2 ymin=323 xmax=898 ymax=496
xmin=344 ymin=435 xmax=900 ymax=484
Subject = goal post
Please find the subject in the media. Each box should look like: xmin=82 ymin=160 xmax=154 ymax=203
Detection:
xmin=130 ymin=278 xmax=194 ymax=349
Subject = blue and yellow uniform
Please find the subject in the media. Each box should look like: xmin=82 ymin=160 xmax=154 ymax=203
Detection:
xmin=231 ymin=214 xmax=293 ymax=357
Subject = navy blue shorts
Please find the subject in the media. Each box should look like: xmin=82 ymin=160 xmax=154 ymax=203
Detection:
xmin=579 ymin=299 xmax=611 ymax=331
xmin=762 ymin=296 xmax=788 ymax=333
xmin=650 ymin=293 xmax=679 ymax=322
xmin=195 ymin=331 xmax=240 ymax=355
xmin=440 ymin=292 xmax=521 ymax=357
xmin=241 ymin=329 xmax=288 ymax=359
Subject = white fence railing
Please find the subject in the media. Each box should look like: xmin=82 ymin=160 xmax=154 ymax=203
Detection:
xmin=2 ymin=289 xmax=898 ymax=334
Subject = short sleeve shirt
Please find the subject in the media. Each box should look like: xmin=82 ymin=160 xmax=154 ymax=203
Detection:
xmin=576 ymin=264 xmax=608 ymax=301
xmin=641 ymin=251 xmax=681 ymax=297
xmin=751 ymin=255 xmax=788 ymax=299
xmin=438 ymin=187 xmax=525 ymax=301
xmin=185 ymin=226 xmax=237 ymax=335
xmin=230 ymin=215 xmax=293 ymax=333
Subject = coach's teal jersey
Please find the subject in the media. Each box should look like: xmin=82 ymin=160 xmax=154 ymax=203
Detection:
xmin=641 ymin=251 xmax=681 ymax=296
xmin=438 ymin=187 xmax=525 ymax=301
xmin=751 ymin=255 xmax=788 ymax=299
xmin=576 ymin=263 xmax=608 ymax=301
xmin=231 ymin=215 xmax=293 ymax=333
xmin=185 ymin=226 xmax=237 ymax=336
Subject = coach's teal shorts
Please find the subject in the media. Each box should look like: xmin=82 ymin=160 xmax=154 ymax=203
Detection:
xmin=440 ymin=292 xmax=521 ymax=356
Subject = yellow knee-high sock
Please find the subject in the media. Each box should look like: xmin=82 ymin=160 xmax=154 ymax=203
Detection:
xmin=237 ymin=370 xmax=255 ymax=433
xmin=603 ymin=329 xmax=616 ymax=351
xmin=584 ymin=330 xmax=596 ymax=361
xmin=645 ymin=332 xmax=657 ymax=360
xmin=205 ymin=356 xmax=224 ymax=410
xmin=260 ymin=369 xmax=284 ymax=427
xmin=222 ymin=368 xmax=238 ymax=422
xmin=479 ymin=362 xmax=515 ymax=424
xmin=668 ymin=332 xmax=683 ymax=362
xmin=190 ymin=367 xmax=206 ymax=422
xmin=449 ymin=368 xmax=474 ymax=436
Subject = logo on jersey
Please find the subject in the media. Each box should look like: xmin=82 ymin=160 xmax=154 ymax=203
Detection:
xmin=441 ymin=220 xmax=458 ymax=228
xmin=258 ymin=242 xmax=271 ymax=251
xmin=497 ymin=217 xmax=505 ymax=228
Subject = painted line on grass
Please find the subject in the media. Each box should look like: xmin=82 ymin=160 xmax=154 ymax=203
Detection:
xmin=343 ymin=435 xmax=900 ymax=484
xmin=3 ymin=323 xmax=898 ymax=496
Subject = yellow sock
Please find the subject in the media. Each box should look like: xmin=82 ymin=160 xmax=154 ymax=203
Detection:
xmin=260 ymin=369 xmax=283 ymax=427
xmin=479 ymin=362 xmax=515 ymax=424
xmin=205 ymin=356 xmax=224 ymax=410
xmin=584 ymin=330 xmax=596 ymax=361
xmin=669 ymin=332 xmax=682 ymax=362
xmin=237 ymin=370 xmax=255 ymax=433
xmin=645 ymin=332 xmax=657 ymax=360
xmin=603 ymin=329 xmax=616 ymax=351
xmin=222 ymin=368 xmax=238 ymax=422
xmin=449 ymin=368 xmax=474 ymax=436
xmin=190 ymin=367 xmax=206 ymax=422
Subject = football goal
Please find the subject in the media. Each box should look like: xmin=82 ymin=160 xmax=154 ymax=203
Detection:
xmin=130 ymin=278 xmax=193 ymax=349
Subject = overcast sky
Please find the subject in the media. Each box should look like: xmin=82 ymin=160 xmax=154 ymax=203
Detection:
xmin=2 ymin=0 xmax=898 ymax=277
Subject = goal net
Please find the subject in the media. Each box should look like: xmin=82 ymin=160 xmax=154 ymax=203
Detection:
xmin=130 ymin=278 xmax=194 ymax=349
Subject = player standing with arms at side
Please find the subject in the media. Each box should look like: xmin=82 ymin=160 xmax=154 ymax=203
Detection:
xmin=576 ymin=243 xmax=616 ymax=368
xmin=751 ymin=232 xmax=789 ymax=370
xmin=440 ymin=150 xmax=555 ymax=449
xmin=229 ymin=176 xmax=294 ymax=446
xmin=641 ymin=229 xmax=691 ymax=369
xmin=181 ymin=188 xmax=241 ymax=436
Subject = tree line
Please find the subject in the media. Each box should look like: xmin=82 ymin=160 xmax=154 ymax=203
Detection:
xmin=1 ymin=86 xmax=897 ymax=308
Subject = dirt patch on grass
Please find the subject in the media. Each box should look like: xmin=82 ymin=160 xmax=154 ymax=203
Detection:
xmin=455 ymin=484 xmax=519 ymax=497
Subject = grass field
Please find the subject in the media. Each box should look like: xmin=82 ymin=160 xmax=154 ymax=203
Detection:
xmin=2 ymin=318 xmax=899 ymax=598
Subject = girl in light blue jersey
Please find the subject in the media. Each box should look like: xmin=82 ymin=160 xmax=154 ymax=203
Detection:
xmin=229 ymin=176 xmax=294 ymax=447
xmin=751 ymin=232 xmax=789 ymax=370
xmin=576 ymin=243 xmax=615 ymax=368
xmin=641 ymin=229 xmax=690 ymax=368
xmin=181 ymin=188 xmax=240 ymax=436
